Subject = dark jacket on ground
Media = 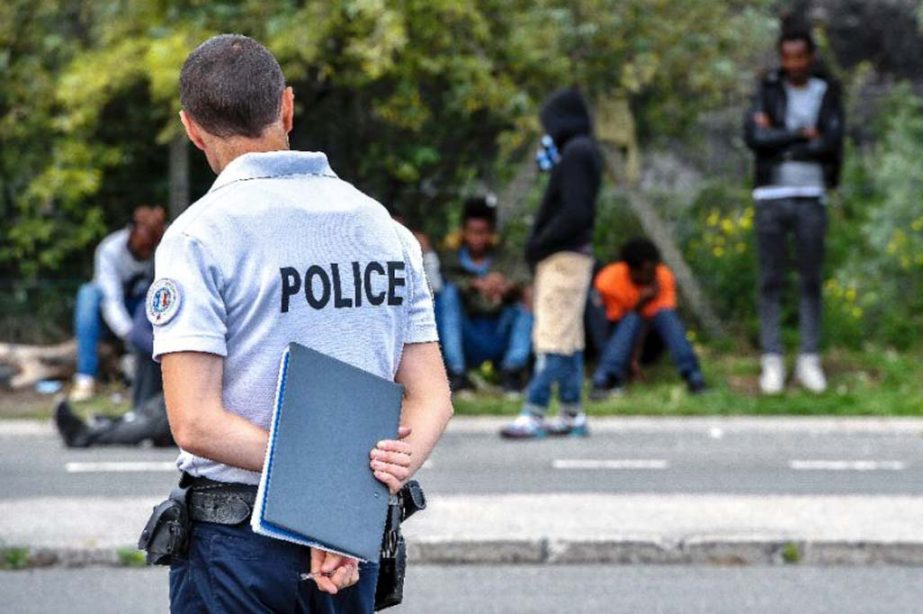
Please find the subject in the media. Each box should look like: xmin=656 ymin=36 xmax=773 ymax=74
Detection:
xmin=743 ymin=68 xmax=845 ymax=189
xmin=525 ymin=88 xmax=603 ymax=268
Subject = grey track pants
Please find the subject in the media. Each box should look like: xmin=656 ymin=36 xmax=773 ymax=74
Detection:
xmin=755 ymin=196 xmax=827 ymax=354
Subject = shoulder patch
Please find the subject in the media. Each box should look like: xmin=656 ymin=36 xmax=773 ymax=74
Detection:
xmin=146 ymin=278 xmax=182 ymax=326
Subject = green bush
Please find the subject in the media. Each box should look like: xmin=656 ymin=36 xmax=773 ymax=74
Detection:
xmin=829 ymin=83 xmax=923 ymax=349
xmin=679 ymin=181 xmax=759 ymax=339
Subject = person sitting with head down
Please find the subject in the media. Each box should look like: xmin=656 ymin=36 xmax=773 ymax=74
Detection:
xmin=70 ymin=205 xmax=166 ymax=401
xmin=437 ymin=196 xmax=533 ymax=396
xmin=590 ymin=237 xmax=706 ymax=400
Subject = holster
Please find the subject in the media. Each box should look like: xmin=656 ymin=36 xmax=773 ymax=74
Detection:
xmin=374 ymin=480 xmax=426 ymax=611
xmin=137 ymin=483 xmax=191 ymax=566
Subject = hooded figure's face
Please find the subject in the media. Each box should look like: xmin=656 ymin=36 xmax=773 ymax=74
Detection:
xmin=539 ymin=87 xmax=593 ymax=148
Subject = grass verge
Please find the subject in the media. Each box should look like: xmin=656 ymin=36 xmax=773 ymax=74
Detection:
xmin=453 ymin=346 xmax=923 ymax=417
xmin=2 ymin=346 xmax=921 ymax=419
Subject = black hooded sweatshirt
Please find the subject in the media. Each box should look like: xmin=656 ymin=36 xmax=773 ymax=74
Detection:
xmin=525 ymin=87 xmax=603 ymax=268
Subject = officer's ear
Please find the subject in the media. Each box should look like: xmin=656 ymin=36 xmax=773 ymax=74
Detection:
xmin=281 ymin=87 xmax=294 ymax=135
xmin=179 ymin=110 xmax=208 ymax=152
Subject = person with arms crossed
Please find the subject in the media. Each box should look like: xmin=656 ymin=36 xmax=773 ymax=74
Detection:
xmin=152 ymin=35 xmax=452 ymax=613
xmin=744 ymin=22 xmax=844 ymax=394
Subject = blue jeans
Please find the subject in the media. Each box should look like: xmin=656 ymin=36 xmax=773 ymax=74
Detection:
xmin=74 ymin=282 xmax=142 ymax=377
xmin=524 ymin=352 xmax=584 ymax=412
xmin=170 ymin=521 xmax=378 ymax=613
xmin=593 ymin=310 xmax=702 ymax=386
xmin=436 ymin=283 xmax=533 ymax=375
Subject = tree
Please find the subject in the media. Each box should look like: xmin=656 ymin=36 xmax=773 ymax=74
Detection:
xmin=1 ymin=0 xmax=778 ymax=278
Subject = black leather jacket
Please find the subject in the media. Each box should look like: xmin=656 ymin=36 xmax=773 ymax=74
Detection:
xmin=743 ymin=68 xmax=845 ymax=189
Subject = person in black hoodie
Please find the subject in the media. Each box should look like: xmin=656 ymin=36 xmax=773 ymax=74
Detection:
xmin=501 ymin=87 xmax=602 ymax=439
xmin=743 ymin=24 xmax=844 ymax=396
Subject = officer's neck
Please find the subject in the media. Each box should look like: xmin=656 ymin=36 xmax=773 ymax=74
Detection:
xmin=208 ymin=130 xmax=290 ymax=174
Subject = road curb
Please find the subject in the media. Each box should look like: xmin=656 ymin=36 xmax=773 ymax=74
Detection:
xmin=5 ymin=538 xmax=923 ymax=570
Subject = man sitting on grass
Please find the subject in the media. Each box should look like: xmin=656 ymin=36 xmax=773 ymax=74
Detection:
xmin=590 ymin=237 xmax=706 ymax=400
xmin=437 ymin=196 xmax=533 ymax=396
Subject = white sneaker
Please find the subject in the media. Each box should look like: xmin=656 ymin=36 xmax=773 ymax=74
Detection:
xmin=759 ymin=354 xmax=785 ymax=395
xmin=69 ymin=374 xmax=96 ymax=402
xmin=545 ymin=412 xmax=589 ymax=437
xmin=795 ymin=353 xmax=827 ymax=394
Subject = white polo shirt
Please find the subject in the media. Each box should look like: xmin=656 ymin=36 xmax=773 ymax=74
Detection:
xmin=149 ymin=151 xmax=438 ymax=485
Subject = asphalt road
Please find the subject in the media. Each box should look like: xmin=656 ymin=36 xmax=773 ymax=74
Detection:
xmin=3 ymin=426 xmax=923 ymax=499
xmin=3 ymin=565 xmax=922 ymax=614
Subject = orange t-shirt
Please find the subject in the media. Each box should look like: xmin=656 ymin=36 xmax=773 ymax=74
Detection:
xmin=594 ymin=262 xmax=676 ymax=321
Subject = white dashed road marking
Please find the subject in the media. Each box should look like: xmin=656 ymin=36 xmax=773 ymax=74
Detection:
xmin=553 ymin=459 xmax=670 ymax=470
xmin=790 ymin=460 xmax=907 ymax=472
xmin=65 ymin=461 xmax=177 ymax=473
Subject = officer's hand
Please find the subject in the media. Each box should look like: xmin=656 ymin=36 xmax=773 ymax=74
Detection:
xmin=310 ymin=548 xmax=360 ymax=594
xmin=371 ymin=425 xmax=414 ymax=495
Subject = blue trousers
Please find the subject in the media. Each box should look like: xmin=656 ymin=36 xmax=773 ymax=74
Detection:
xmin=74 ymin=282 xmax=142 ymax=377
xmin=592 ymin=310 xmax=701 ymax=386
xmin=524 ymin=352 xmax=584 ymax=411
xmin=170 ymin=521 xmax=378 ymax=614
xmin=436 ymin=283 xmax=533 ymax=375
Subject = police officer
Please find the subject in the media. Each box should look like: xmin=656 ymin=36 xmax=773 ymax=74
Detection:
xmin=151 ymin=35 xmax=453 ymax=612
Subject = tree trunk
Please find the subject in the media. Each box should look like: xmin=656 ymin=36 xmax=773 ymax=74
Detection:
xmin=0 ymin=339 xmax=77 ymax=389
xmin=168 ymin=135 xmax=190 ymax=220
xmin=496 ymin=140 xmax=539 ymax=229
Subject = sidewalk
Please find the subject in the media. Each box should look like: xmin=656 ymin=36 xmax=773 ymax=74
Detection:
xmin=2 ymin=493 xmax=922 ymax=567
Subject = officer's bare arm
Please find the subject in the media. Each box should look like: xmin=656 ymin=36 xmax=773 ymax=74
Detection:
xmin=161 ymin=351 xmax=269 ymax=472
xmin=370 ymin=341 xmax=453 ymax=493
xmin=162 ymin=344 xmax=451 ymax=480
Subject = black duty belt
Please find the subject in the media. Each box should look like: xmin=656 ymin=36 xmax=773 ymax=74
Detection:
xmin=185 ymin=475 xmax=258 ymax=525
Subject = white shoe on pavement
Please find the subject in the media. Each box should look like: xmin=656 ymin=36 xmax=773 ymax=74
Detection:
xmin=544 ymin=412 xmax=590 ymax=437
xmin=795 ymin=353 xmax=827 ymax=394
xmin=759 ymin=354 xmax=785 ymax=395
xmin=69 ymin=374 xmax=96 ymax=402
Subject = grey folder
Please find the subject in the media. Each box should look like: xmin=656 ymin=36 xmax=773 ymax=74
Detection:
xmin=254 ymin=342 xmax=404 ymax=561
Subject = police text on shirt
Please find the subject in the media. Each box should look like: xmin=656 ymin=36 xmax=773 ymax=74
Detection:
xmin=279 ymin=262 xmax=406 ymax=312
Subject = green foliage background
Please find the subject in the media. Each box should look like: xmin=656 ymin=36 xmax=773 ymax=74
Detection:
xmin=0 ymin=0 xmax=775 ymax=277
xmin=1 ymin=0 xmax=922 ymax=353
